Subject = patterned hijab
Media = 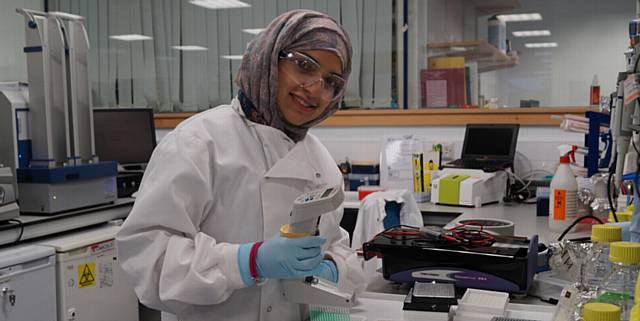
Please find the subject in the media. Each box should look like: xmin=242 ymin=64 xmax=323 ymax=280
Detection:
xmin=235 ymin=9 xmax=352 ymax=142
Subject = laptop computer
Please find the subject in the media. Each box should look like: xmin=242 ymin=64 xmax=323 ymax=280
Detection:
xmin=445 ymin=124 xmax=520 ymax=172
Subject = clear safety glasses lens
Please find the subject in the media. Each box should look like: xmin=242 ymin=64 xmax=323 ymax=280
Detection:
xmin=279 ymin=51 xmax=345 ymax=101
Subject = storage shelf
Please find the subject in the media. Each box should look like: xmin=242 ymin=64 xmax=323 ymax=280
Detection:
xmin=427 ymin=39 xmax=519 ymax=73
xmin=468 ymin=0 xmax=521 ymax=15
xmin=154 ymin=107 xmax=595 ymax=128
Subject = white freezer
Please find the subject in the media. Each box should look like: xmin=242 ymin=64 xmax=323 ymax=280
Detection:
xmin=35 ymin=224 xmax=138 ymax=321
xmin=0 ymin=244 xmax=57 ymax=321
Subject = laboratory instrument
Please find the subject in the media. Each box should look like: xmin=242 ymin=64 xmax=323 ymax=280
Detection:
xmin=607 ymin=19 xmax=640 ymax=234
xmin=402 ymin=281 xmax=457 ymax=312
xmin=0 ymin=166 xmax=19 ymax=221
xmin=278 ymin=186 xmax=354 ymax=320
xmin=430 ymin=168 xmax=507 ymax=207
xmin=362 ymin=225 xmax=538 ymax=294
xmin=280 ymin=185 xmax=344 ymax=237
xmin=34 ymin=223 xmax=139 ymax=321
xmin=0 ymin=244 xmax=56 ymax=321
xmin=549 ymin=145 xmax=579 ymax=233
xmin=598 ymin=241 xmax=640 ymax=320
xmin=0 ymin=9 xmax=117 ymax=214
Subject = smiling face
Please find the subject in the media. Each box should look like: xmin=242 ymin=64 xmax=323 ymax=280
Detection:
xmin=276 ymin=50 xmax=343 ymax=126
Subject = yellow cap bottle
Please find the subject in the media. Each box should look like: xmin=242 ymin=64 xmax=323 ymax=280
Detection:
xmin=631 ymin=305 xmax=640 ymax=321
xmin=609 ymin=211 xmax=633 ymax=222
xmin=591 ymin=225 xmax=622 ymax=243
xmin=583 ymin=302 xmax=621 ymax=321
xmin=609 ymin=242 xmax=640 ymax=265
xmin=637 ymin=274 xmax=640 ymax=304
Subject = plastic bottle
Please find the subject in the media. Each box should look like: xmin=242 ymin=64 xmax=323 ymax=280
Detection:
xmin=582 ymin=225 xmax=623 ymax=290
xmin=631 ymin=305 xmax=639 ymax=321
xmin=591 ymin=75 xmax=601 ymax=106
xmin=633 ymin=275 xmax=640 ymax=321
xmin=583 ymin=303 xmax=622 ymax=321
xmin=569 ymin=226 xmax=623 ymax=321
xmin=549 ymin=145 xmax=579 ymax=233
xmin=598 ymin=242 xmax=640 ymax=320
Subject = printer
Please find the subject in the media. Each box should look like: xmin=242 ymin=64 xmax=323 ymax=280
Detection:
xmin=431 ymin=168 xmax=507 ymax=207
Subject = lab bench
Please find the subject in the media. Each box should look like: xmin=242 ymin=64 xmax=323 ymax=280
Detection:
xmin=0 ymin=198 xmax=133 ymax=247
xmin=0 ymin=195 xmax=571 ymax=321
xmin=344 ymin=196 xmax=589 ymax=246
xmin=343 ymin=194 xmax=583 ymax=320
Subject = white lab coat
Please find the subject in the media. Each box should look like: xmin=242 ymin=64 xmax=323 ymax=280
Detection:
xmin=116 ymin=98 xmax=365 ymax=321
xmin=350 ymin=190 xmax=423 ymax=283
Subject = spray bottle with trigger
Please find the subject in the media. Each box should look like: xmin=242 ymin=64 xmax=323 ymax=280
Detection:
xmin=549 ymin=145 xmax=579 ymax=233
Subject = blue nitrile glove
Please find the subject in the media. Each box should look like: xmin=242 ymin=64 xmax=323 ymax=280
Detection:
xmin=239 ymin=236 xmax=326 ymax=285
xmin=312 ymin=259 xmax=339 ymax=283
xmin=237 ymin=234 xmax=326 ymax=286
xmin=257 ymin=235 xmax=326 ymax=279
xmin=238 ymin=244 xmax=255 ymax=286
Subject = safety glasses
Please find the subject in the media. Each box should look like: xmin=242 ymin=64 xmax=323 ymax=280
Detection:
xmin=278 ymin=50 xmax=345 ymax=101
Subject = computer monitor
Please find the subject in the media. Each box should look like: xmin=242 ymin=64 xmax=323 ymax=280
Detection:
xmin=461 ymin=124 xmax=519 ymax=160
xmin=93 ymin=108 xmax=157 ymax=167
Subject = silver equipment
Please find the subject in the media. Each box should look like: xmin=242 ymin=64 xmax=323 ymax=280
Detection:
xmin=0 ymin=167 xmax=19 ymax=221
xmin=0 ymin=10 xmax=117 ymax=214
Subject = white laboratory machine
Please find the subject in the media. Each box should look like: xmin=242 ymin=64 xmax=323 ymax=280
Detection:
xmin=0 ymin=244 xmax=57 ymax=321
xmin=34 ymin=224 xmax=139 ymax=321
xmin=0 ymin=9 xmax=117 ymax=214
xmin=431 ymin=168 xmax=507 ymax=207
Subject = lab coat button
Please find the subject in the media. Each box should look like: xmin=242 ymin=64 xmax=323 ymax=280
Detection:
xmin=266 ymin=305 xmax=272 ymax=312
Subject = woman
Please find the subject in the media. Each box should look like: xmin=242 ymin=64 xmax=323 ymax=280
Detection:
xmin=116 ymin=9 xmax=365 ymax=321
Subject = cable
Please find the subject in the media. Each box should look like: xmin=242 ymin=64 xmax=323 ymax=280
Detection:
xmin=556 ymin=215 xmax=605 ymax=241
xmin=607 ymin=153 xmax=619 ymax=223
xmin=7 ymin=218 xmax=24 ymax=244
xmin=448 ymin=221 xmax=495 ymax=246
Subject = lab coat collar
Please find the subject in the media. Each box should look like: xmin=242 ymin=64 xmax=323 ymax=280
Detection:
xmin=264 ymin=140 xmax=319 ymax=182
xmin=232 ymin=97 xmax=321 ymax=182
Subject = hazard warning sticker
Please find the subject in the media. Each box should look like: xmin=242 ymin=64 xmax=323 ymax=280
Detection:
xmin=78 ymin=262 xmax=96 ymax=288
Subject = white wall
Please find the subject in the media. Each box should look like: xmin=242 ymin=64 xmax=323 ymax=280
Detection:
xmin=479 ymin=0 xmax=635 ymax=107
xmin=0 ymin=0 xmax=43 ymax=82
xmin=157 ymin=125 xmax=584 ymax=177
xmin=309 ymin=125 xmax=583 ymax=177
